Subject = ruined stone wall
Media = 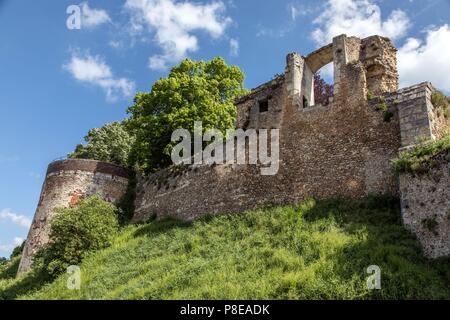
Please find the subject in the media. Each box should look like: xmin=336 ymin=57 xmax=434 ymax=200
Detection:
xmin=131 ymin=34 xmax=446 ymax=260
xmin=18 ymin=159 xmax=130 ymax=275
xmin=429 ymin=90 xmax=450 ymax=140
xmin=399 ymin=150 xmax=450 ymax=258
xmin=361 ymin=36 xmax=398 ymax=95
xmin=133 ymin=53 xmax=401 ymax=222
xmin=345 ymin=37 xmax=362 ymax=63
xmin=377 ymin=82 xmax=450 ymax=259
xmin=378 ymin=82 xmax=449 ymax=149
xmin=235 ymin=76 xmax=285 ymax=129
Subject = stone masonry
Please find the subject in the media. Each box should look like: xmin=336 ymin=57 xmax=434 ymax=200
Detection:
xmin=132 ymin=34 xmax=449 ymax=258
xmin=133 ymin=35 xmax=403 ymax=222
xmin=17 ymin=159 xmax=131 ymax=275
xmin=399 ymin=150 xmax=450 ymax=258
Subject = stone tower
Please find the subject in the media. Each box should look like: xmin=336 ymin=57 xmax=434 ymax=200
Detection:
xmin=17 ymin=159 xmax=130 ymax=275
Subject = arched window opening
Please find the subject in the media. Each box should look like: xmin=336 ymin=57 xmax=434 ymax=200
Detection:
xmin=314 ymin=63 xmax=334 ymax=107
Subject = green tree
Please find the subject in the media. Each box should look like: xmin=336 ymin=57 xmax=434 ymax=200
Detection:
xmin=127 ymin=57 xmax=248 ymax=173
xmin=69 ymin=121 xmax=135 ymax=168
xmin=35 ymin=195 xmax=119 ymax=276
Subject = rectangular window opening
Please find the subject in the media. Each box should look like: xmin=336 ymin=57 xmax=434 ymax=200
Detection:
xmin=259 ymin=100 xmax=269 ymax=113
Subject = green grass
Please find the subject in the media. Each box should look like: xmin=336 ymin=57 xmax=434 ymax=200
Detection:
xmin=392 ymin=136 xmax=450 ymax=174
xmin=1 ymin=196 xmax=449 ymax=300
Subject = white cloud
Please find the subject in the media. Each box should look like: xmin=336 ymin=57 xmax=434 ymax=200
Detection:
xmin=290 ymin=4 xmax=300 ymax=21
xmin=256 ymin=24 xmax=294 ymax=39
xmin=289 ymin=2 xmax=314 ymax=21
xmin=124 ymin=0 xmax=232 ymax=70
xmin=398 ymin=24 xmax=450 ymax=93
xmin=311 ymin=0 xmax=410 ymax=45
xmin=0 ymin=209 xmax=31 ymax=228
xmin=229 ymin=38 xmax=239 ymax=56
xmin=81 ymin=2 xmax=111 ymax=28
xmin=63 ymin=53 xmax=135 ymax=101
xmin=109 ymin=40 xmax=122 ymax=49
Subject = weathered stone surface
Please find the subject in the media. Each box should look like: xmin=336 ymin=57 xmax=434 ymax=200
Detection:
xmin=361 ymin=36 xmax=398 ymax=95
xmin=399 ymin=150 xmax=450 ymax=258
xmin=133 ymin=34 xmax=402 ymax=223
xmin=235 ymin=76 xmax=285 ymax=130
xmin=376 ymin=82 xmax=450 ymax=149
xmin=133 ymin=36 xmax=449 ymax=264
xmin=17 ymin=159 xmax=130 ymax=275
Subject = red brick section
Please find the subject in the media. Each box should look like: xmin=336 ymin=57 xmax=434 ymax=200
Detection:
xmin=69 ymin=189 xmax=85 ymax=207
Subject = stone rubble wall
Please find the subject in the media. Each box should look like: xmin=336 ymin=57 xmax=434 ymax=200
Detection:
xmin=378 ymin=82 xmax=450 ymax=149
xmin=360 ymin=36 xmax=398 ymax=95
xmin=399 ymin=150 xmax=450 ymax=258
xmin=235 ymin=76 xmax=285 ymax=130
xmin=133 ymin=52 xmax=402 ymax=222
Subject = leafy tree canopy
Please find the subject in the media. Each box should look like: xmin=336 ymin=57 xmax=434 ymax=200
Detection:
xmin=314 ymin=72 xmax=334 ymax=106
xmin=127 ymin=57 xmax=249 ymax=173
xmin=69 ymin=121 xmax=135 ymax=168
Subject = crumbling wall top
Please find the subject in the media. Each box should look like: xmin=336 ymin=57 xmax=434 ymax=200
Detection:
xmin=47 ymin=159 xmax=131 ymax=178
xmin=235 ymin=75 xmax=285 ymax=105
xmin=305 ymin=43 xmax=333 ymax=73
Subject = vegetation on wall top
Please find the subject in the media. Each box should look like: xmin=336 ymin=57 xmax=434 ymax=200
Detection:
xmin=69 ymin=121 xmax=135 ymax=168
xmin=392 ymin=136 xmax=450 ymax=174
xmin=431 ymin=91 xmax=450 ymax=119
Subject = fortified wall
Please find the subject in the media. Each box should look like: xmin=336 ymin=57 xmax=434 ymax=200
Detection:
xmin=17 ymin=159 xmax=131 ymax=275
xmin=399 ymin=150 xmax=450 ymax=258
xmin=134 ymin=35 xmax=405 ymax=221
xmin=132 ymin=35 xmax=449 ymax=257
xmin=18 ymin=34 xmax=450 ymax=273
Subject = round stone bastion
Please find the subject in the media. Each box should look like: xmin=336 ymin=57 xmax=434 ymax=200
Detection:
xmin=17 ymin=159 xmax=131 ymax=275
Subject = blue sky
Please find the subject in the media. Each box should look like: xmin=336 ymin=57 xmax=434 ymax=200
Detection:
xmin=1 ymin=0 xmax=450 ymax=258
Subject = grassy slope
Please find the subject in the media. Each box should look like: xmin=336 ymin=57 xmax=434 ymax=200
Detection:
xmin=1 ymin=196 xmax=449 ymax=300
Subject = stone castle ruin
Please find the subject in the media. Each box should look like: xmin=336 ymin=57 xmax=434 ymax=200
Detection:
xmin=18 ymin=34 xmax=450 ymax=275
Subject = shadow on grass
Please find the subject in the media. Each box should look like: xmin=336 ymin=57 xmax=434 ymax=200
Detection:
xmin=302 ymin=194 xmax=402 ymax=226
xmin=297 ymin=194 xmax=450 ymax=299
xmin=133 ymin=217 xmax=193 ymax=238
xmin=0 ymin=259 xmax=52 ymax=300
xmin=0 ymin=270 xmax=52 ymax=300
xmin=0 ymin=258 xmax=20 ymax=280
